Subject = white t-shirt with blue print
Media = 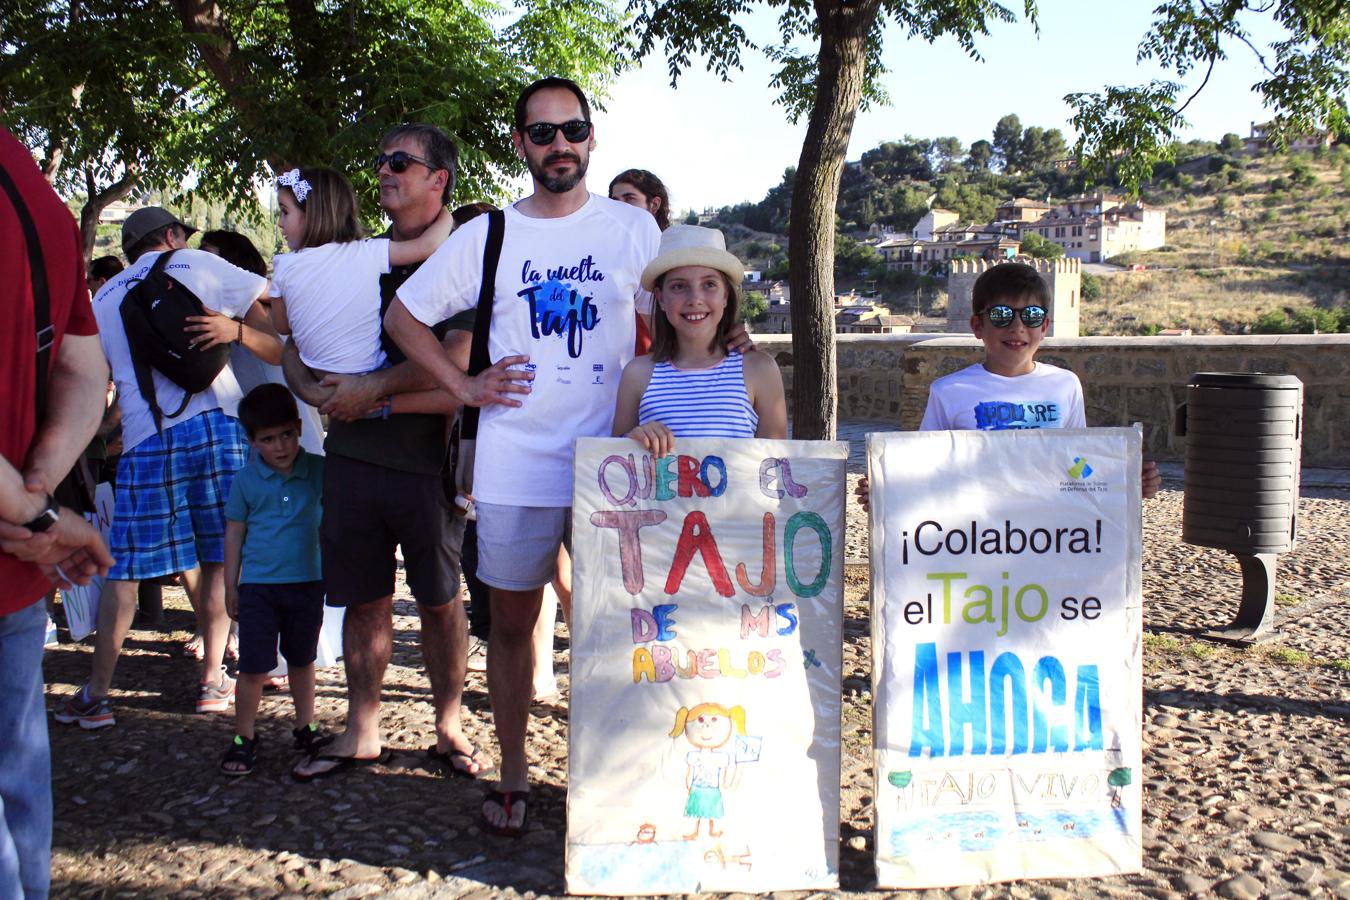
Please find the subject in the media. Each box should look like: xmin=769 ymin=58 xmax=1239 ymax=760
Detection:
xmin=397 ymin=194 xmax=659 ymax=506
xmin=920 ymin=362 xmax=1086 ymax=432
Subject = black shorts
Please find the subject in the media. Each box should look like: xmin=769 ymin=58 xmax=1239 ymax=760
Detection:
xmin=320 ymin=454 xmax=465 ymax=608
xmin=237 ymin=581 xmax=325 ymax=674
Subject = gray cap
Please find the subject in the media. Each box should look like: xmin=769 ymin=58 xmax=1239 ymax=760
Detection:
xmin=121 ymin=207 xmax=197 ymax=258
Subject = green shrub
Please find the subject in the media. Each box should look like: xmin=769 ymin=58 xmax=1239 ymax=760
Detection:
xmin=1081 ymin=272 xmax=1102 ymax=301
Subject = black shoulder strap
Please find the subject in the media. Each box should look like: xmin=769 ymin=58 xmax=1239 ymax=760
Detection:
xmin=461 ymin=209 xmax=504 ymax=440
xmin=0 ymin=164 xmax=54 ymax=418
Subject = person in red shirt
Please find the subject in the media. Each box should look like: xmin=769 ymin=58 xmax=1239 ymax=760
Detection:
xmin=0 ymin=125 xmax=112 ymax=900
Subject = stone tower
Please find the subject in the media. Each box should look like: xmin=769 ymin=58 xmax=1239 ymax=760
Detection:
xmin=946 ymin=257 xmax=1082 ymax=337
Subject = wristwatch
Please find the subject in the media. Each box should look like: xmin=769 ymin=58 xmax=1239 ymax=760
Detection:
xmin=22 ymin=494 xmax=60 ymax=533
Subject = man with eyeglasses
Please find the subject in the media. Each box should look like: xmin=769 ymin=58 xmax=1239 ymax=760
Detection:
xmin=284 ymin=123 xmax=490 ymax=781
xmin=385 ymin=76 xmax=663 ymax=836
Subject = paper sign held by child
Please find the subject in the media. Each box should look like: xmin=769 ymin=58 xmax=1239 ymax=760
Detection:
xmin=567 ymin=437 xmax=847 ymax=895
xmin=869 ymin=428 xmax=1144 ymax=888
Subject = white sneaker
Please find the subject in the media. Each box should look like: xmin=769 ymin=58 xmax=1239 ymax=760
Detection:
xmin=197 ymin=668 xmax=236 ymax=713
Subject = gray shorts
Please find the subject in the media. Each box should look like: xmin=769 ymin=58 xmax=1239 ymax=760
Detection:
xmin=475 ymin=502 xmax=572 ymax=591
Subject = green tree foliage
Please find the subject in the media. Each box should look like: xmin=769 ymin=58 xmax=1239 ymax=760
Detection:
xmin=834 ymin=234 xmax=881 ymax=276
xmin=992 ymin=113 xmax=1023 ymax=171
xmin=1017 ymin=125 xmax=1068 ymax=171
xmin=3 ymin=0 xmax=623 ymax=255
xmin=741 ymin=289 xmax=769 ymax=323
xmin=1080 ymin=271 xmax=1102 ymax=301
xmin=1069 ymin=0 xmax=1350 ymax=192
xmin=965 ymin=139 xmax=995 ymax=174
xmin=1219 ymin=132 xmax=1245 ymax=154
xmin=1019 ymin=230 xmax=1064 ymax=258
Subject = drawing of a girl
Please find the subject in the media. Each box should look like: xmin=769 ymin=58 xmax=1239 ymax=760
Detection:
xmin=669 ymin=702 xmax=747 ymax=840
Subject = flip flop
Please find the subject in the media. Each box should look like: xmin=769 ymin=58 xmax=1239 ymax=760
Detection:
xmin=425 ymin=744 xmax=494 ymax=780
xmin=481 ymin=789 xmax=529 ymax=838
xmin=290 ymin=750 xmax=388 ymax=783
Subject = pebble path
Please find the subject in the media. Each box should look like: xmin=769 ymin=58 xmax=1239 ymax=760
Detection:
xmin=45 ymin=468 xmax=1349 ymax=898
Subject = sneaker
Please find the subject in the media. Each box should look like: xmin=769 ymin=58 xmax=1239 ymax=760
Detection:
xmin=466 ymin=637 xmax=488 ymax=673
xmin=197 ymin=669 xmax=236 ymax=713
xmin=54 ymin=685 xmax=116 ymax=730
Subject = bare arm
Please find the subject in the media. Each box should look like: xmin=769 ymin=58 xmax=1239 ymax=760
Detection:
xmin=384 ymin=330 xmax=471 ymax=416
xmin=745 ymin=350 xmax=787 ymax=440
xmin=184 ymin=301 xmax=283 ymax=365
xmin=22 ymin=333 xmax=109 ymax=496
xmin=223 ymin=519 xmax=245 ymax=619
xmin=281 ymin=338 xmax=330 ymax=409
xmin=269 ymin=295 xmax=291 ymax=335
xmin=384 ymin=298 xmax=532 ymax=408
xmin=320 ymin=329 xmax=468 ymax=420
xmin=388 ymin=207 xmax=454 ymax=267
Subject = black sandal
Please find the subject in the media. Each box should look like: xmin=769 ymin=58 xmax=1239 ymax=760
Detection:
xmin=220 ymin=734 xmax=259 ymax=777
xmin=292 ymin=723 xmax=333 ymax=754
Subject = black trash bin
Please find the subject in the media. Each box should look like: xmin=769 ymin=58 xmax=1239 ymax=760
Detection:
xmin=1178 ymin=372 xmax=1302 ymax=642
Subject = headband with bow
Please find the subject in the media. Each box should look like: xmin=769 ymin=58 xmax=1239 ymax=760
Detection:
xmin=277 ymin=168 xmax=312 ymax=204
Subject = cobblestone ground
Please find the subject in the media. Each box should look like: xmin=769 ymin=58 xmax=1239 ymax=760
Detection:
xmin=45 ymin=472 xmax=1350 ymax=898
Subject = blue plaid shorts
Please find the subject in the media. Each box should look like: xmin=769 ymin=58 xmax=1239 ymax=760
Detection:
xmin=108 ymin=409 xmax=248 ymax=581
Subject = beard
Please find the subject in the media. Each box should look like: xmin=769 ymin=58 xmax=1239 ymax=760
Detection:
xmin=528 ymin=149 xmax=588 ymax=194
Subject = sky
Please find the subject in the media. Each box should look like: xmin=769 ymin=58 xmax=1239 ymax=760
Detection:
xmin=583 ymin=1 xmax=1290 ymax=214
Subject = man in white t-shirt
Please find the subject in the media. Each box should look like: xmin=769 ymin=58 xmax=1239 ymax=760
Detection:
xmin=55 ymin=207 xmax=279 ymax=728
xmin=385 ymin=77 xmax=661 ymax=837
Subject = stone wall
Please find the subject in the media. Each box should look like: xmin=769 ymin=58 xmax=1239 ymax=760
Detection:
xmin=757 ymin=333 xmax=1350 ymax=466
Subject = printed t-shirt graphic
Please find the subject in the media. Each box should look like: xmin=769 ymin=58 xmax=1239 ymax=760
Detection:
xmin=920 ymin=362 xmax=1086 ymax=432
xmin=396 ymin=194 xmax=660 ymax=507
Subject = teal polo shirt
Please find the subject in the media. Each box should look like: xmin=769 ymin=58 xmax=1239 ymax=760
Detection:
xmin=224 ymin=448 xmax=324 ymax=584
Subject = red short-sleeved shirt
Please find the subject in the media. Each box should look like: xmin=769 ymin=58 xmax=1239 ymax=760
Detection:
xmin=0 ymin=127 xmax=98 ymax=614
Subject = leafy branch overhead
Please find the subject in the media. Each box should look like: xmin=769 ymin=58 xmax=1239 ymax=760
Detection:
xmin=1070 ymin=0 xmax=1350 ymax=192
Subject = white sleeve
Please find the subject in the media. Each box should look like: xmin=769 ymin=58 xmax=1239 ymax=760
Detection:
xmin=1064 ymin=372 xmax=1087 ymax=428
xmin=365 ymin=238 xmax=392 ymax=276
xmin=633 ymin=215 xmax=660 ymax=316
xmin=267 ymin=254 xmax=288 ymax=299
xmin=397 ymin=218 xmax=485 ymax=326
xmin=181 ymin=248 xmax=267 ymax=318
xmin=919 ymin=383 xmax=948 ymax=431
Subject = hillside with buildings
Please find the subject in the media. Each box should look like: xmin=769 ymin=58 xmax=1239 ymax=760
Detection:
xmin=721 ymin=122 xmax=1348 ymax=337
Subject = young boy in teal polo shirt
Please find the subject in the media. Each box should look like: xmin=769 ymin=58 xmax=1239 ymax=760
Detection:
xmin=220 ymin=384 xmax=328 ymax=776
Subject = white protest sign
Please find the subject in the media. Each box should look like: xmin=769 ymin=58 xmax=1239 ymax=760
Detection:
xmin=60 ymin=481 xmax=115 ymax=641
xmin=870 ymin=429 xmax=1143 ymax=888
xmin=567 ymin=437 xmax=847 ymax=895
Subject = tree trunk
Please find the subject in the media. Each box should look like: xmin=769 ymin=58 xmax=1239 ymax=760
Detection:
xmin=787 ymin=0 xmax=881 ymax=441
xmin=79 ymin=167 xmax=137 ymax=264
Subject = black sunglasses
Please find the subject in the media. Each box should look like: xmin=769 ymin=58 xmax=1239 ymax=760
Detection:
xmin=984 ymin=304 xmax=1048 ymax=328
xmin=373 ymin=151 xmax=437 ymax=174
xmin=523 ymin=120 xmax=592 ymax=146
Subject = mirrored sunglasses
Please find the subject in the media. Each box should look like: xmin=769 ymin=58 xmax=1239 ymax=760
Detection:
xmin=985 ymin=304 xmax=1047 ymax=328
xmin=524 ymin=120 xmax=592 ymax=146
xmin=373 ymin=151 xmax=436 ymax=174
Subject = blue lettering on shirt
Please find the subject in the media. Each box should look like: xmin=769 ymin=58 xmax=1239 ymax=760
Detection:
xmin=517 ymin=255 xmax=606 ymax=359
xmin=973 ymin=400 xmax=1061 ymax=430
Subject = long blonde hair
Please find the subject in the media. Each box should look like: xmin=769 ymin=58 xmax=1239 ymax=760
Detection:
xmin=669 ymin=702 xmax=747 ymax=739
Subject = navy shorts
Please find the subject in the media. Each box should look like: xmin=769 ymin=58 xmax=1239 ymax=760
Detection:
xmin=236 ymin=581 xmax=325 ymax=674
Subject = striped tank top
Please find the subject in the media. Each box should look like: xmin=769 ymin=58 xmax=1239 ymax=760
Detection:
xmin=638 ymin=353 xmax=758 ymax=438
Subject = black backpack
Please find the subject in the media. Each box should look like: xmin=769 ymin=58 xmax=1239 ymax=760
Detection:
xmin=120 ymin=249 xmax=232 ymax=431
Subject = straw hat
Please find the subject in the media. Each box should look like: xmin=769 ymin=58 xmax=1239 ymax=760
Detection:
xmin=640 ymin=225 xmax=744 ymax=302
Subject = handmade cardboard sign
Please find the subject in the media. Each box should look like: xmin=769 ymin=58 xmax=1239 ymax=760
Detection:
xmin=566 ymin=437 xmax=847 ymax=895
xmin=869 ymin=429 xmax=1143 ymax=888
xmin=60 ymin=481 xmax=114 ymax=641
